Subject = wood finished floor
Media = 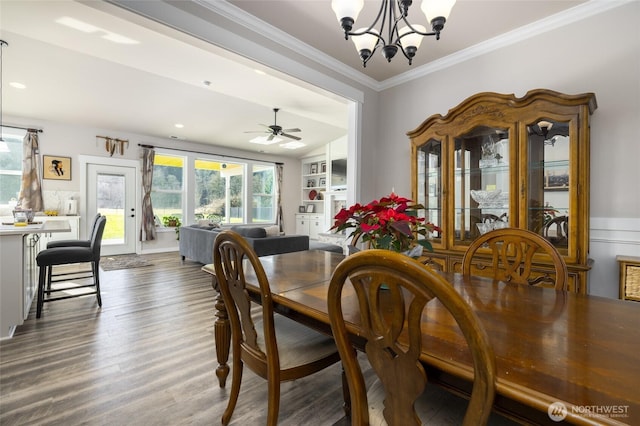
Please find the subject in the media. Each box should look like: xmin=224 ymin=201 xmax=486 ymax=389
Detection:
xmin=0 ymin=252 xmax=519 ymax=425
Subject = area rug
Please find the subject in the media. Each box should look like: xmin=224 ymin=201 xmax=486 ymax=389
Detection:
xmin=100 ymin=254 xmax=153 ymax=271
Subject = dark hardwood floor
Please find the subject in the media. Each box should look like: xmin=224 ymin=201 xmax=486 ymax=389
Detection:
xmin=0 ymin=252 xmax=518 ymax=425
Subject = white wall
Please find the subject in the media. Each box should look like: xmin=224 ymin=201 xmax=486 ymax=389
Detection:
xmin=374 ymin=2 xmax=640 ymax=297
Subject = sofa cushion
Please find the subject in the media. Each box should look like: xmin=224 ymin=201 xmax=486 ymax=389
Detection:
xmin=264 ymin=225 xmax=280 ymax=237
xmin=231 ymin=226 xmax=267 ymax=238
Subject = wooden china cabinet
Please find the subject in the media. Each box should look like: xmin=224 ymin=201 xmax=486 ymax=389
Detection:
xmin=410 ymin=89 xmax=597 ymax=293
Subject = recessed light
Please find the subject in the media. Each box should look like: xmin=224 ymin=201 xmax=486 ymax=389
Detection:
xmin=174 ymin=123 xmax=184 ymax=129
xmin=9 ymin=82 xmax=26 ymax=89
xmin=254 ymin=69 xmax=266 ymax=76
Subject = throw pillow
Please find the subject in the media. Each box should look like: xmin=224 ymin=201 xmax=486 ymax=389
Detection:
xmin=264 ymin=225 xmax=280 ymax=237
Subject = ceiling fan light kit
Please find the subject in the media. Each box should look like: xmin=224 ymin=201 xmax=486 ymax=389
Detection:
xmin=331 ymin=0 xmax=456 ymax=67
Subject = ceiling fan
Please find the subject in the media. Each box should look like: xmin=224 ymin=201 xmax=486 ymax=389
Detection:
xmin=245 ymin=108 xmax=302 ymax=141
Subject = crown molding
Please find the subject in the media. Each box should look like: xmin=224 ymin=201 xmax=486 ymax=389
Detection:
xmin=196 ymin=0 xmax=633 ymax=92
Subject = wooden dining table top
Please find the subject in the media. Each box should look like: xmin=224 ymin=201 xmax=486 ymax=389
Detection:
xmin=223 ymin=249 xmax=640 ymax=425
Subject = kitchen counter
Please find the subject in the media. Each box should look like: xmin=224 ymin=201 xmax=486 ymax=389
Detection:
xmin=0 ymin=219 xmax=71 ymax=339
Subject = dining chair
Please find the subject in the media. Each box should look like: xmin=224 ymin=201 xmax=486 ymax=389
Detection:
xmin=36 ymin=215 xmax=107 ymax=318
xmin=462 ymin=228 xmax=568 ymax=290
xmin=542 ymin=215 xmax=569 ymax=247
xmin=46 ymin=213 xmax=101 ymax=249
xmin=213 ymin=230 xmax=343 ymax=426
xmin=328 ymin=249 xmax=497 ymax=426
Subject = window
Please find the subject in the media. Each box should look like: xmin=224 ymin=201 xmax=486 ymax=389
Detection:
xmin=194 ymin=160 xmax=244 ymax=224
xmin=0 ymin=130 xmax=25 ymax=209
xmin=252 ymin=164 xmax=275 ymax=223
xmin=154 ymin=152 xmax=276 ymax=226
xmin=151 ymin=154 xmax=184 ymax=225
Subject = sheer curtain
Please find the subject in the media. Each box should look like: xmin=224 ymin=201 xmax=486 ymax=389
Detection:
xmin=276 ymin=163 xmax=284 ymax=232
xmin=140 ymin=147 xmax=157 ymax=241
xmin=17 ymin=130 xmax=44 ymax=211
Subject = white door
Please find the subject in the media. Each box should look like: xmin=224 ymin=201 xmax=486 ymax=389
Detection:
xmin=87 ymin=164 xmax=137 ymax=256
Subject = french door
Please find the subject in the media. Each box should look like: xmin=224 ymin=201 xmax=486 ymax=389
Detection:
xmin=86 ymin=163 xmax=137 ymax=256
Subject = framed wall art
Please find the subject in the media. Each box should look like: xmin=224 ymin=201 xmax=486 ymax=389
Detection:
xmin=43 ymin=155 xmax=72 ymax=180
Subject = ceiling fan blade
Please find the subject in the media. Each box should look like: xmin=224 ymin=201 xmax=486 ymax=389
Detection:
xmin=281 ymin=133 xmax=301 ymax=141
xmin=282 ymin=128 xmax=301 ymax=133
xmin=244 ymin=130 xmax=269 ymax=133
xmin=267 ymin=133 xmax=275 ymax=141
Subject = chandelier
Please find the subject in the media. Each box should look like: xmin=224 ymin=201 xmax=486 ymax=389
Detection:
xmin=331 ymin=0 xmax=456 ymax=67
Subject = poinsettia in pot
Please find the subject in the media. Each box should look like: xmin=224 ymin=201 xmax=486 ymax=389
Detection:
xmin=331 ymin=192 xmax=441 ymax=257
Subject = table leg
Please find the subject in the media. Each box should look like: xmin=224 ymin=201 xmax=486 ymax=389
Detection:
xmin=211 ymin=276 xmax=230 ymax=388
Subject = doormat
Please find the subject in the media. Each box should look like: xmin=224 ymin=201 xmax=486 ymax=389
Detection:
xmin=100 ymin=254 xmax=153 ymax=271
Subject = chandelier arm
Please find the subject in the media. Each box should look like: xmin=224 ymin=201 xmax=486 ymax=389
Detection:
xmin=399 ymin=15 xmax=439 ymax=38
xmin=345 ymin=0 xmax=386 ymax=38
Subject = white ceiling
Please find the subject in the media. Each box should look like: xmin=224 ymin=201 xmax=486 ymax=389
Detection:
xmin=1 ymin=0 xmax=588 ymax=158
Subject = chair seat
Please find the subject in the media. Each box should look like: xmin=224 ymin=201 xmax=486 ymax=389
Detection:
xmin=272 ymin=314 xmax=339 ymax=370
xmin=37 ymin=246 xmax=95 ymax=266
xmin=367 ymin=378 xmax=517 ymax=425
xmin=47 ymin=239 xmax=91 ymax=249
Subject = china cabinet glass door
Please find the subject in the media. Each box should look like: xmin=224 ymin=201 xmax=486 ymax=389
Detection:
xmin=525 ymin=118 xmax=572 ymax=255
xmin=416 ymin=140 xmax=442 ymax=242
xmin=453 ymin=126 xmax=511 ymax=246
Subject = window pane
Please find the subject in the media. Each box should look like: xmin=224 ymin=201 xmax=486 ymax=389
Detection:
xmin=194 ymin=159 xmax=225 ymax=222
xmin=229 ymin=171 xmax=244 ymax=223
xmin=152 ymin=154 xmax=184 ymax=224
xmin=252 ymin=164 xmax=275 ymax=223
xmin=0 ymin=133 xmax=25 ymax=206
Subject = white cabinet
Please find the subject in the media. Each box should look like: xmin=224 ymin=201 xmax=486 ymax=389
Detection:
xmin=295 ymin=214 xmax=324 ymax=240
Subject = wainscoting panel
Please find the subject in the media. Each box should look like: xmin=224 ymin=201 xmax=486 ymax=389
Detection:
xmin=589 ymin=218 xmax=640 ymax=298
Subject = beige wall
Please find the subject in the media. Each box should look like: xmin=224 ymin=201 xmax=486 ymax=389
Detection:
xmin=373 ymin=2 xmax=640 ymax=297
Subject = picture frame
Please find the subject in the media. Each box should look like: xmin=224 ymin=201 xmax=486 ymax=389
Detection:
xmin=320 ymin=161 xmax=326 ymax=173
xmin=306 ymin=204 xmax=315 ymax=213
xmin=544 ymin=169 xmax=569 ymax=191
xmin=298 ymin=205 xmax=306 ymax=213
xmin=319 ymin=177 xmax=326 ymax=187
xmin=42 ymin=155 xmax=72 ymax=180
xmin=309 ymin=162 xmax=318 ymax=174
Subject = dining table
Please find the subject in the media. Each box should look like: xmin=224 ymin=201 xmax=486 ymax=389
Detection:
xmin=202 ymin=249 xmax=640 ymax=425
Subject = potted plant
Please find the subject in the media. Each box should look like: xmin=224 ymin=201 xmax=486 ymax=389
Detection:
xmin=162 ymin=215 xmax=182 ymax=239
xmin=331 ymin=192 xmax=440 ymax=256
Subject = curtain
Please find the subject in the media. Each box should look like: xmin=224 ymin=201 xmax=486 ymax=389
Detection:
xmin=140 ymin=147 xmax=157 ymax=241
xmin=276 ymin=163 xmax=284 ymax=232
xmin=17 ymin=130 xmax=44 ymax=211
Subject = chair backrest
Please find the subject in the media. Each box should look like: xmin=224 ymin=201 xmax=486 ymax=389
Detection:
xmin=542 ymin=215 xmax=568 ymax=247
xmin=213 ymin=230 xmax=278 ymax=375
xmin=88 ymin=213 xmax=101 ymax=239
xmin=328 ymin=250 xmax=497 ymax=426
xmin=462 ymin=228 xmax=568 ymax=290
xmin=90 ymin=216 xmax=107 ymax=259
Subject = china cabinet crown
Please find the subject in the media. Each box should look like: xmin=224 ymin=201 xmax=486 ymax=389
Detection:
xmin=410 ymin=89 xmax=597 ymax=293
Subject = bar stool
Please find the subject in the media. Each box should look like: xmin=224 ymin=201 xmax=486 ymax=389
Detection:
xmin=36 ymin=216 xmax=107 ymax=318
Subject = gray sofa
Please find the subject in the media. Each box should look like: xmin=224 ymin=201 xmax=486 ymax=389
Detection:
xmin=179 ymin=224 xmax=310 ymax=264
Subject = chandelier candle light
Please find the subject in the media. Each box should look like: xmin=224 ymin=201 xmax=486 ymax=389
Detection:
xmin=331 ymin=0 xmax=456 ymax=67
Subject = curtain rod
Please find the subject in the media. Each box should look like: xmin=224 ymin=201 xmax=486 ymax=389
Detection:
xmin=138 ymin=143 xmax=283 ymax=165
xmin=1 ymin=124 xmax=43 ymax=133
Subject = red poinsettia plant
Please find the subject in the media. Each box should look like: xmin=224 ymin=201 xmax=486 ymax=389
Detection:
xmin=331 ymin=192 xmax=441 ymax=254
